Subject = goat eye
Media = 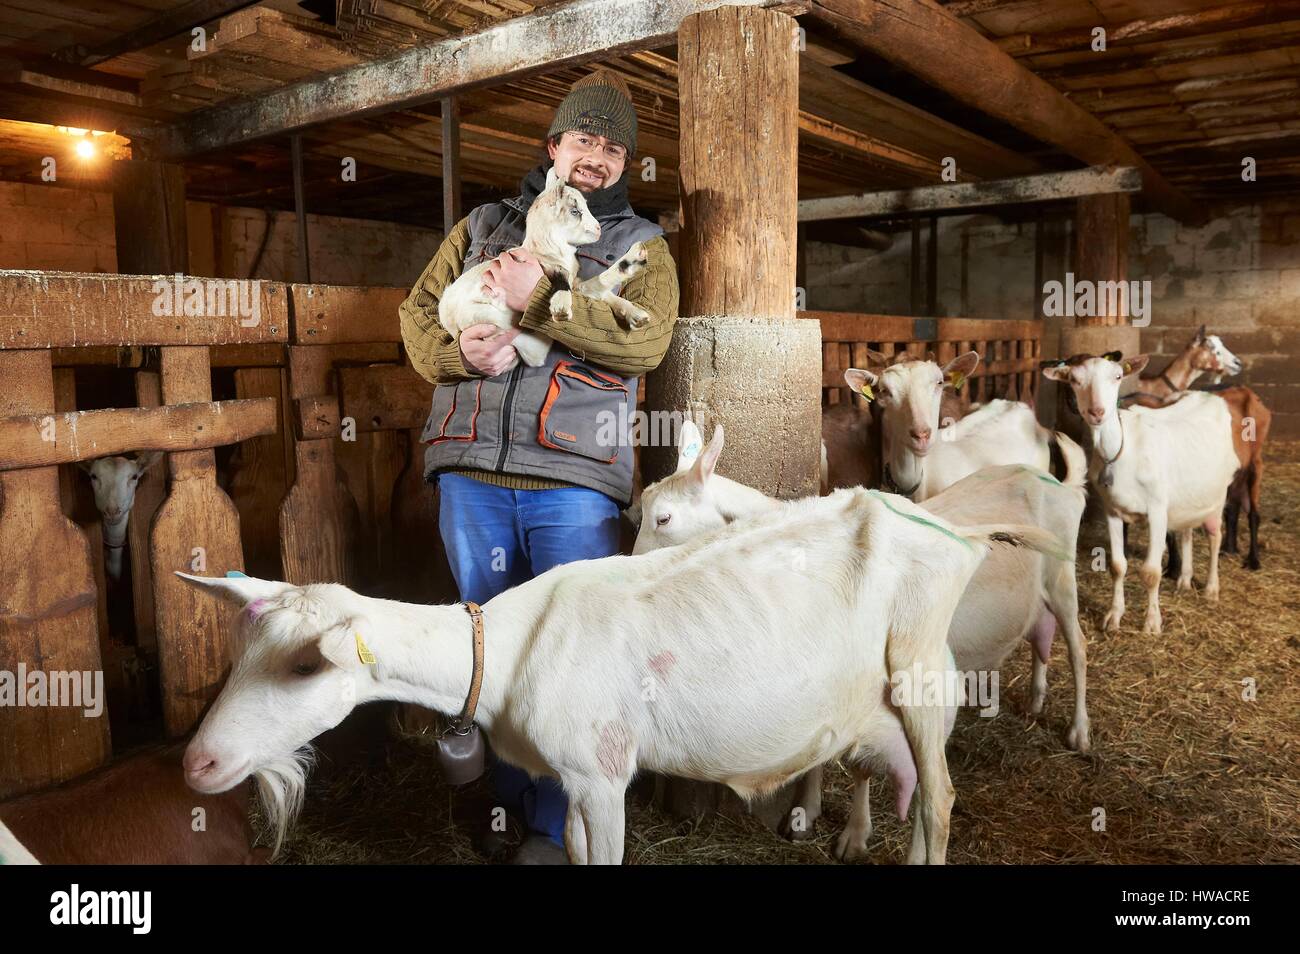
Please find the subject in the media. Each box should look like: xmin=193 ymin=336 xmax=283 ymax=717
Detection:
xmin=571 ymin=208 xmax=580 ymax=217
xmin=656 ymin=513 xmax=672 ymax=528
xmin=90 ymin=475 xmax=99 ymax=482
xmin=292 ymin=661 xmax=318 ymax=677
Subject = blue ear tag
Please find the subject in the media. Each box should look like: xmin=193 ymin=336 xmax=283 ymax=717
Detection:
xmin=225 ymin=570 xmax=249 ymax=578
xmin=682 ymin=440 xmax=701 ymax=462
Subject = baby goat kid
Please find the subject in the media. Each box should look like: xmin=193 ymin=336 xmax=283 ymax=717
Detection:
xmin=1043 ymin=354 xmax=1238 ymax=635
xmin=438 ymin=166 xmax=651 ymax=369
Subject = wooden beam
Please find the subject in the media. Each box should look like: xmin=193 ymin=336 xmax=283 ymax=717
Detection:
xmin=0 ymin=399 xmax=278 ymax=470
xmin=289 ymin=284 xmax=408 ymax=343
xmin=805 ymin=0 xmax=1197 ymax=222
xmin=337 ymin=364 xmax=435 ymax=432
xmin=154 ymin=0 xmax=782 ymax=158
xmin=58 ymin=0 xmax=263 ymax=68
xmin=798 ymin=165 xmax=1142 ymax=220
xmin=0 ymin=272 xmax=289 ymax=348
xmin=996 ymin=2 xmax=1300 ymax=58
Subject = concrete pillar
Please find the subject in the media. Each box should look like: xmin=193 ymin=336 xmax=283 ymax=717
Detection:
xmin=644 ymin=5 xmax=821 ymax=831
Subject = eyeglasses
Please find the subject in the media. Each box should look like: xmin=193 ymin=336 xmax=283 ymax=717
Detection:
xmin=562 ymin=131 xmax=628 ymax=163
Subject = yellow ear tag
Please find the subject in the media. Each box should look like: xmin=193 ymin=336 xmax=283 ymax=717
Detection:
xmin=859 ymin=383 xmax=874 ymax=401
xmin=948 ymin=372 xmax=965 ymax=391
xmin=355 ymin=632 xmax=377 ymax=666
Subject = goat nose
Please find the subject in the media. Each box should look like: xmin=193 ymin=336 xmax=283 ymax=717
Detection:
xmin=183 ymin=748 xmax=217 ymax=777
xmin=909 ymin=427 xmax=931 ymax=443
xmin=1088 ymin=406 xmax=1106 ymax=421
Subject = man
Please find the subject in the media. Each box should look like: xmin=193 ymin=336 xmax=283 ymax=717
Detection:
xmin=399 ymin=70 xmax=679 ymax=863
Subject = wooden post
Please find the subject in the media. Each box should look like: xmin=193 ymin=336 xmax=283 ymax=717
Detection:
xmin=1049 ymin=192 xmax=1137 ymax=433
xmin=0 ymin=352 xmax=110 ymax=796
xmin=113 ymin=159 xmax=249 ymax=738
xmin=646 ymin=4 xmax=820 ymax=833
xmin=291 ymin=134 xmax=311 ymax=284
xmin=1074 ymin=193 xmax=1130 ymax=327
xmin=441 ymin=96 xmax=461 ymax=232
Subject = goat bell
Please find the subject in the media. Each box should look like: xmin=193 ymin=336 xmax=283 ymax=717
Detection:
xmin=435 ymin=722 xmax=485 ymax=785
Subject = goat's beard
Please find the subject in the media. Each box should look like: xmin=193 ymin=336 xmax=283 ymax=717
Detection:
xmin=253 ymin=746 xmax=315 ymax=859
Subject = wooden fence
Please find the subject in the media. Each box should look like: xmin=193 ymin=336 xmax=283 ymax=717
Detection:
xmin=804 ymin=311 xmax=1044 ymax=410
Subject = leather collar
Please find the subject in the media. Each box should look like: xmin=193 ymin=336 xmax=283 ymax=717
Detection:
xmin=452 ymin=601 xmax=485 ymax=732
xmin=883 ymin=463 xmax=921 ymax=498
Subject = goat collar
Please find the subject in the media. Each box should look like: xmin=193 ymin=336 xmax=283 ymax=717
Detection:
xmin=883 ymin=463 xmax=921 ymax=498
xmin=1096 ymin=416 xmax=1126 ymax=488
xmin=1157 ymin=370 xmax=1183 ymax=394
xmin=453 ymin=601 xmax=486 ymax=730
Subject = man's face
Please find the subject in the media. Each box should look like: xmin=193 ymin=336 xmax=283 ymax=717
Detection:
xmin=547 ymin=130 xmax=627 ymax=192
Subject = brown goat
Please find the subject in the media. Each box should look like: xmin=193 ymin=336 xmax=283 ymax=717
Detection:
xmin=1217 ymin=385 xmax=1271 ymax=570
xmin=0 ymin=743 xmax=267 ymax=865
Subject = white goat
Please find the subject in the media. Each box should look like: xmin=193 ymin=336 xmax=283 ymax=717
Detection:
xmin=79 ymin=452 xmax=163 ymax=583
xmin=177 ymin=493 xmax=1056 ymax=864
xmin=631 ymin=422 xmax=1089 ymax=860
xmin=844 ymin=352 xmax=1059 ymax=502
xmin=438 ymin=167 xmax=651 ymax=369
xmin=1042 ymin=353 xmax=1238 ymax=635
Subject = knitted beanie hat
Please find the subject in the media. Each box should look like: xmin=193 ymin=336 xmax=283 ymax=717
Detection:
xmin=546 ymin=69 xmax=637 ymax=156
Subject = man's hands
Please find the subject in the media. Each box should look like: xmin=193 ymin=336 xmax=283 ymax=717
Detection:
xmin=481 ymin=248 xmax=544 ymax=313
xmin=460 ymin=324 xmax=520 ymax=377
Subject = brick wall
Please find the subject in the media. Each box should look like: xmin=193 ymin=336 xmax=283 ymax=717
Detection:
xmin=0 ymin=180 xmax=443 ymax=289
xmin=804 ymin=197 xmax=1300 ymax=437
xmin=0 ymin=181 xmax=118 ymax=273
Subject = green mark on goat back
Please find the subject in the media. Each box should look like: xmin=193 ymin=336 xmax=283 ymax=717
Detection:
xmin=865 ymin=489 xmax=973 ymax=551
xmin=968 ymin=465 xmax=1063 ymax=487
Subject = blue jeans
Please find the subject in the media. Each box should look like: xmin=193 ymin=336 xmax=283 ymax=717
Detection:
xmin=436 ymin=472 xmax=621 ymax=846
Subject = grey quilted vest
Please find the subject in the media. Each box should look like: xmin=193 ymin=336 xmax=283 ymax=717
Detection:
xmin=420 ymin=194 xmax=663 ymax=503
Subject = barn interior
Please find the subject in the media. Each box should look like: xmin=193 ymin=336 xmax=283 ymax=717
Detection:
xmin=0 ymin=0 xmax=1296 ymax=864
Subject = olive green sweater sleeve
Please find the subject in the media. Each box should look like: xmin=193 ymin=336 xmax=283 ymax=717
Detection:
xmin=517 ymin=235 xmax=679 ymax=377
xmin=398 ymin=216 xmax=481 ymax=386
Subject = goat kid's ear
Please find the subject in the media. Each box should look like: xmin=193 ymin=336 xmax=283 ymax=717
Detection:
xmin=1121 ymin=354 xmax=1150 ymax=377
xmin=943 ymin=351 xmax=980 ymax=390
xmin=76 ymin=458 xmax=95 ymax=474
xmin=544 ymin=165 xmax=560 ymax=191
xmin=863 ymin=349 xmax=889 ymax=371
xmin=844 ymin=368 xmax=878 ymax=400
xmin=1195 ymin=324 xmax=1207 ymax=343
xmin=688 ymin=425 xmax=724 ymax=486
xmin=675 ymin=419 xmax=705 ymax=472
xmin=175 ymin=571 xmax=294 ymax=608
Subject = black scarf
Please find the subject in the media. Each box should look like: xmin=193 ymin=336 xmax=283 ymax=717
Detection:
xmin=518 ymin=162 xmax=631 ymax=218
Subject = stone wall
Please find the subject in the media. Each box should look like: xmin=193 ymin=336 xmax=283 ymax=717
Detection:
xmin=0 ymin=180 xmax=443 ymax=289
xmin=804 ymin=196 xmax=1300 ymax=437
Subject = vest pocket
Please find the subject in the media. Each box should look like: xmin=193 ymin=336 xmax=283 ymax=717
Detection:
xmin=537 ymin=361 xmax=629 ymax=464
xmin=426 ymin=381 xmax=483 ymax=443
